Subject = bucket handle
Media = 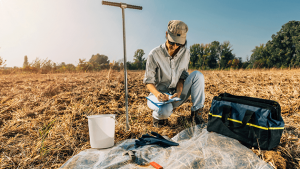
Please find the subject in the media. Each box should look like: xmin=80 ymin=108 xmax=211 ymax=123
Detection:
xmin=85 ymin=115 xmax=119 ymax=125
xmin=110 ymin=116 xmax=119 ymax=125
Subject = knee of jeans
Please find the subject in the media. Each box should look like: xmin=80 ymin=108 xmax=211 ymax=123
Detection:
xmin=147 ymin=100 xmax=159 ymax=112
xmin=156 ymin=104 xmax=173 ymax=119
xmin=191 ymin=71 xmax=204 ymax=81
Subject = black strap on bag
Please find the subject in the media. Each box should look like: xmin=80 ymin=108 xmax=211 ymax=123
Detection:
xmin=220 ymin=106 xmax=259 ymax=146
xmin=222 ymin=106 xmax=255 ymax=129
xmin=221 ymin=105 xmax=232 ymax=125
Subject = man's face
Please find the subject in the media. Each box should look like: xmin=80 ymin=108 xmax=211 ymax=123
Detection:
xmin=165 ymin=31 xmax=182 ymax=57
xmin=166 ymin=40 xmax=181 ymax=57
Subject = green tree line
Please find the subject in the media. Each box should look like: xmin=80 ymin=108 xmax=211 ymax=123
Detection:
xmin=3 ymin=50 xmax=147 ymax=74
xmin=189 ymin=41 xmax=248 ymax=70
xmin=1 ymin=20 xmax=298 ymax=74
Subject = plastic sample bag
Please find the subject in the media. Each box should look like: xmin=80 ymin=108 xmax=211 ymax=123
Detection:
xmin=61 ymin=124 xmax=272 ymax=169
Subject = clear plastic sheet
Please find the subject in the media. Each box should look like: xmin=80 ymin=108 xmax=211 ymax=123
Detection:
xmin=61 ymin=124 xmax=272 ymax=169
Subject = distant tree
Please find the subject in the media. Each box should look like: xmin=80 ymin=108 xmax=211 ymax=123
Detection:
xmin=207 ymin=41 xmax=219 ymax=69
xmin=133 ymin=49 xmax=145 ymax=70
xmin=189 ymin=44 xmax=201 ymax=68
xmin=200 ymin=44 xmax=211 ymax=69
xmin=195 ymin=44 xmax=205 ymax=69
xmin=243 ymin=56 xmax=250 ymax=69
xmin=60 ymin=62 xmax=66 ymax=67
xmin=52 ymin=63 xmax=57 ymax=71
xmin=227 ymin=60 xmax=232 ymax=68
xmin=0 ymin=56 xmax=6 ymax=67
xmin=55 ymin=62 xmax=64 ymax=70
xmin=23 ymin=55 xmax=29 ymax=68
xmin=116 ymin=58 xmax=124 ymax=70
xmin=250 ymin=44 xmax=269 ymax=68
xmin=126 ymin=61 xmax=135 ymax=70
xmin=190 ymin=42 xmax=219 ymax=69
xmin=213 ymin=41 xmax=222 ymax=69
xmin=120 ymin=62 xmax=124 ymax=69
xmin=266 ymin=20 xmax=300 ymax=68
xmin=89 ymin=54 xmax=110 ymax=65
xmin=219 ymin=41 xmax=235 ymax=69
xmin=31 ymin=58 xmax=41 ymax=69
xmin=65 ymin=64 xmax=76 ymax=71
xmin=77 ymin=59 xmax=91 ymax=71
xmin=237 ymin=57 xmax=243 ymax=69
xmin=109 ymin=60 xmax=120 ymax=70
xmin=40 ymin=58 xmax=54 ymax=70
xmin=189 ymin=41 xmax=236 ymax=70
xmin=228 ymin=58 xmax=240 ymax=69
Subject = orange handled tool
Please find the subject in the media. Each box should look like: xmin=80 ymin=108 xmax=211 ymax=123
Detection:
xmin=150 ymin=161 xmax=163 ymax=169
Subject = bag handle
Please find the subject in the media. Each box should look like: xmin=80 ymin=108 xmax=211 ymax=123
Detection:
xmin=220 ymin=93 xmax=281 ymax=120
xmin=222 ymin=106 xmax=255 ymax=129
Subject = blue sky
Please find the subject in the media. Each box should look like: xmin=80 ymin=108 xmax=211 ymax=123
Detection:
xmin=0 ymin=0 xmax=299 ymax=67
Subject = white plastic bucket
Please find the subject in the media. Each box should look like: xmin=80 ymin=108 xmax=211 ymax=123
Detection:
xmin=87 ymin=114 xmax=116 ymax=149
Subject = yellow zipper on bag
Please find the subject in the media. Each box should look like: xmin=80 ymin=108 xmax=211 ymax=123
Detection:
xmin=209 ymin=112 xmax=284 ymax=130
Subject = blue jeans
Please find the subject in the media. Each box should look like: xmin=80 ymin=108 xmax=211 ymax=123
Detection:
xmin=147 ymin=71 xmax=205 ymax=120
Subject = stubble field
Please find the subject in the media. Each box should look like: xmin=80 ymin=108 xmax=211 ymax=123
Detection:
xmin=0 ymin=69 xmax=299 ymax=169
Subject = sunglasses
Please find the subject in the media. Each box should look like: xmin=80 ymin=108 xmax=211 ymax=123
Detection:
xmin=168 ymin=40 xmax=183 ymax=47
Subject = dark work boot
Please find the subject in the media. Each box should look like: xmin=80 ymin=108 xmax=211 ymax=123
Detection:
xmin=153 ymin=118 xmax=168 ymax=128
xmin=191 ymin=108 xmax=204 ymax=124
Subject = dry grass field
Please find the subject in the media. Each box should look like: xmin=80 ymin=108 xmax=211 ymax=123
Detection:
xmin=0 ymin=69 xmax=299 ymax=169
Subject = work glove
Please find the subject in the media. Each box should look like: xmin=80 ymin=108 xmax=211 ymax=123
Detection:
xmin=135 ymin=131 xmax=179 ymax=148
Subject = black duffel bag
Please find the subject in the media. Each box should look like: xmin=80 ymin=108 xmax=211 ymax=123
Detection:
xmin=207 ymin=93 xmax=284 ymax=150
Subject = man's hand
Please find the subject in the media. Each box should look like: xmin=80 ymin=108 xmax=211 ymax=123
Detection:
xmin=170 ymin=93 xmax=179 ymax=99
xmin=157 ymin=93 xmax=169 ymax=102
xmin=170 ymin=93 xmax=181 ymax=103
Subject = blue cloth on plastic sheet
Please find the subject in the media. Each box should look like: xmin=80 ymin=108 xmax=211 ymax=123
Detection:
xmin=60 ymin=124 xmax=273 ymax=169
